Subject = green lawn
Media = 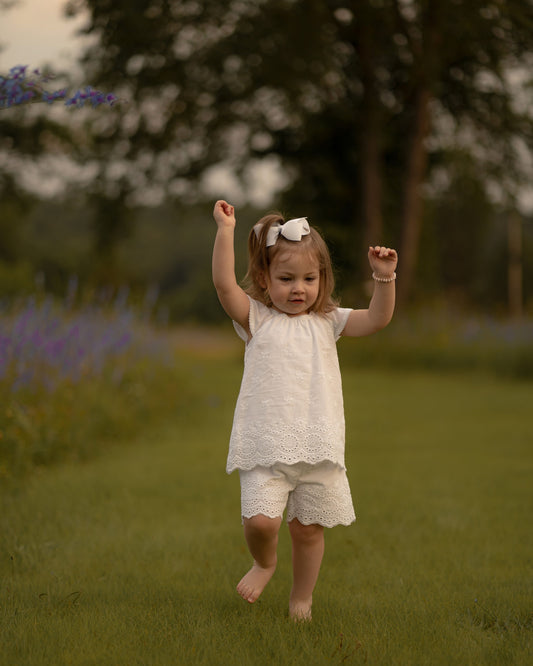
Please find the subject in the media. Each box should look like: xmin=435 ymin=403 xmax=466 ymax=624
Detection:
xmin=1 ymin=352 xmax=531 ymax=665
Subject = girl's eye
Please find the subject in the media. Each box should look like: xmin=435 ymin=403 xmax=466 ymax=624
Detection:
xmin=280 ymin=277 xmax=291 ymax=282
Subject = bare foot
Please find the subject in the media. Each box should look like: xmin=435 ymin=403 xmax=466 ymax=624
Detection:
xmin=236 ymin=561 xmax=276 ymax=603
xmin=289 ymin=598 xmax=312 ymax=622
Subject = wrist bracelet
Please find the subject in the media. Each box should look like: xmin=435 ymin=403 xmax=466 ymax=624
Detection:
xmin=372 ymin=271 xmax=396 ymax=283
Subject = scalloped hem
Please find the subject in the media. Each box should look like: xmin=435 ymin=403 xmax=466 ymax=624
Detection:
xmin=238 ymin=461 xmax=355 ymax=528
xmin=240 ymin=510 xmax=356 ymax=528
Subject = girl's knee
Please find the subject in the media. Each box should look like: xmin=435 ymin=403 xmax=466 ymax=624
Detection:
xmin=289 ymin=519 xmax=324 ymax=544
xmin=244 ymin=514 xmax=281 ymax=538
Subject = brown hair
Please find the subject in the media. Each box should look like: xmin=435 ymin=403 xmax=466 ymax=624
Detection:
xmin=242 ymin=212 xmax=338 ymax=314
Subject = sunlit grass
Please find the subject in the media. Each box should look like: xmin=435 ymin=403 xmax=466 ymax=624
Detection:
xmin=1 ymin=354 xmax=531 ymax=665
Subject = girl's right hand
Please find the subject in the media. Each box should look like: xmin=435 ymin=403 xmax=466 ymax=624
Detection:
xmin=213 ymin=200 xmax=236 ymax=228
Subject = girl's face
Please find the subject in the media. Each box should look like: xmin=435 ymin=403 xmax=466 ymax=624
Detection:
xmin=263 ymin=249 xmax=320 ymax=316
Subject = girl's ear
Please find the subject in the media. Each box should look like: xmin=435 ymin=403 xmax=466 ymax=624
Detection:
xmin=258 ymin=271 xmax=268 ymax=289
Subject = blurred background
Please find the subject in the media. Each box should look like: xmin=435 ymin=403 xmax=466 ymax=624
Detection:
xmin=1 ymin=0 xmax=531 ymax=323
xmin=2 ymin=6 xmax=532 ymax=660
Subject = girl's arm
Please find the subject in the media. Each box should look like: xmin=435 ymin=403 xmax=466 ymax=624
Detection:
xmin=212 ymin=200 xmax=250 ymax=333
xmin=341 ymin=246 xmax=397 ymax=337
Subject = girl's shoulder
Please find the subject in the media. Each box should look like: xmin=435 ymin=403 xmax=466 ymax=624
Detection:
xmin=233 ymin=296 xmax=273 ymax=341
xmin=233 ymin=298 xmax=353 ymax=342
xmin=324 ymin=306 xmax=353 ymax=340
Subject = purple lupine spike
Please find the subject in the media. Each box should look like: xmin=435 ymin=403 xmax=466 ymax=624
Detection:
xmin=1 ymin=65 xmax=120 ymax=110
xmin=1 ymin=283 xmax=169 ymax=395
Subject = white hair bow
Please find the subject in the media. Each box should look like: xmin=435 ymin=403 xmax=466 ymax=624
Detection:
xmin=253 ymin=217 xmax=310 ymax=247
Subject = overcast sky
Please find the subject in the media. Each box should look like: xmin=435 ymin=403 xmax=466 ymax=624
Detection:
xmin=0 ymin=0 xmax=86 ymax=71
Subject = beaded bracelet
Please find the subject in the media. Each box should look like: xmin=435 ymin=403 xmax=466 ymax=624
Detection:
xmin=372 ymin=271 xmax=397 ymax=283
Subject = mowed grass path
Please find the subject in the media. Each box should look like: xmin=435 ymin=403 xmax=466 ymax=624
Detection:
xmin=1 ymin=347 xmax=532 ymax=665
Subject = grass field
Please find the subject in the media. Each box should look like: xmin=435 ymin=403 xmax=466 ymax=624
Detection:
xmin=1 ymin=347 xmax=532 ymax=665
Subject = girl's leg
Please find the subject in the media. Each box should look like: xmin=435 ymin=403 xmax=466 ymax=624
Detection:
xmin=288 ymin=519 xmax=325 ymax=620
xmin=237 ymin=514 xmax=282 ymax=603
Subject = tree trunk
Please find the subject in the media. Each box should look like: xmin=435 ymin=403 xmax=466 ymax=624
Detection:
xmin=397 ymin=85 xmax=431 ymax=306
xmin=354 ymin=15 xmax=384 ymax=271
xmin=361 ymin=109 xmax=383 ymax=251
xmin=92 ymin=193 xmax=130 ymax=285
xmin=508 ymin=211 xmax=523 ymax=320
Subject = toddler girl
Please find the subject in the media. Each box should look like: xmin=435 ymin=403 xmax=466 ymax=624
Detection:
xmin=212 ymin=200 xmax=397 ymax=620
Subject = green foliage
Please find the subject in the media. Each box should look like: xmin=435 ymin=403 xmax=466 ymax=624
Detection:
xmin=339 ymin=308 xmax=533 ymax=379
xmin=12 ymin=198 xmax=252 ymax=321
xmin=0 ymin=354 xmax=193 ymax=478
xmin=0 ymin=260 xmax=35 ymax=298
xmin=2 ymin=1 xmax=533 ymax=309
xmin=59 ymin=0 xmax=533 ymax=297
xmin=0 ymin=174 xmax=35 ymax=264
xmin=10 ymin=193 xmax=532 ymax=317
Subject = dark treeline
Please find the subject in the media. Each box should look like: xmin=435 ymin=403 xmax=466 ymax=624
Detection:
xmin=1 ymin=0 xmax=532 ymax=319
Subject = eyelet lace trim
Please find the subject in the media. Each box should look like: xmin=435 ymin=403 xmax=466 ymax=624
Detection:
xmin=227 ymin=416 xmax=345 ymax=473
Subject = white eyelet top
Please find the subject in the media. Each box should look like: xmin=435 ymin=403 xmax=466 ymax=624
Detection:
xmin=227 ymin=296 xmax=352 ymax=473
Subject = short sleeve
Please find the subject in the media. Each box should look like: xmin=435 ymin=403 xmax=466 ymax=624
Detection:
xmin=232 ymin=296 xmax=271 ymax=342
xmin=327 ymin=307 xmax=353 ymax=341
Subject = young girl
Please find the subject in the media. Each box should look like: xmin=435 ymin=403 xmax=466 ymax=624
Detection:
xmin=212 ymin=199 xmax=397 ymax=621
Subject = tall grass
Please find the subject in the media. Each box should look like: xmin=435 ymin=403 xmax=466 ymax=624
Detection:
xmin=0 ymin=292 xmax=177 ymax=477
xmin=1 ymin=353 xmax=531 ymax=665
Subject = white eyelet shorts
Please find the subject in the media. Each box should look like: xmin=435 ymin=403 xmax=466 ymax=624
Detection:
xmin=239 ymin=461 xmax=356 ymax=528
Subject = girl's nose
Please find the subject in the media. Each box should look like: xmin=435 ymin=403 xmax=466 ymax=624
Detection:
xmin=292 ymin=282 xmax=304 ymax=294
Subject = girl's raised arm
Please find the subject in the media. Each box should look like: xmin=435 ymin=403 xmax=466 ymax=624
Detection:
xmin=341 ymin=246 xmax=397 ymax=337
xmin=212 ymin=200 xmax=250 ymax=333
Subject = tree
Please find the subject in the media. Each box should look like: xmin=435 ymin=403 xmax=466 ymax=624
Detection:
xmin=389 ymin=0 xmax=533 ymax=303
xmin=0 ymin=62 xmax=119 ymax=275
xmin=64 ymin=0 xmax=533 ymax=301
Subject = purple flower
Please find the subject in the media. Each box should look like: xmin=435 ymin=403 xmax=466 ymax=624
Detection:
xmin=0 ymin=289 xmax=169 ymax=396
xmin=1 ymin=65 xmax=119 ymax=110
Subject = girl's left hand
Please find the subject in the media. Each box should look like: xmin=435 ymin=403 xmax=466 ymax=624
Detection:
xmin=213 ymin=200 xmax=236 ymax=228
xmin=368 ymin=246 xmax=398 ymax=277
